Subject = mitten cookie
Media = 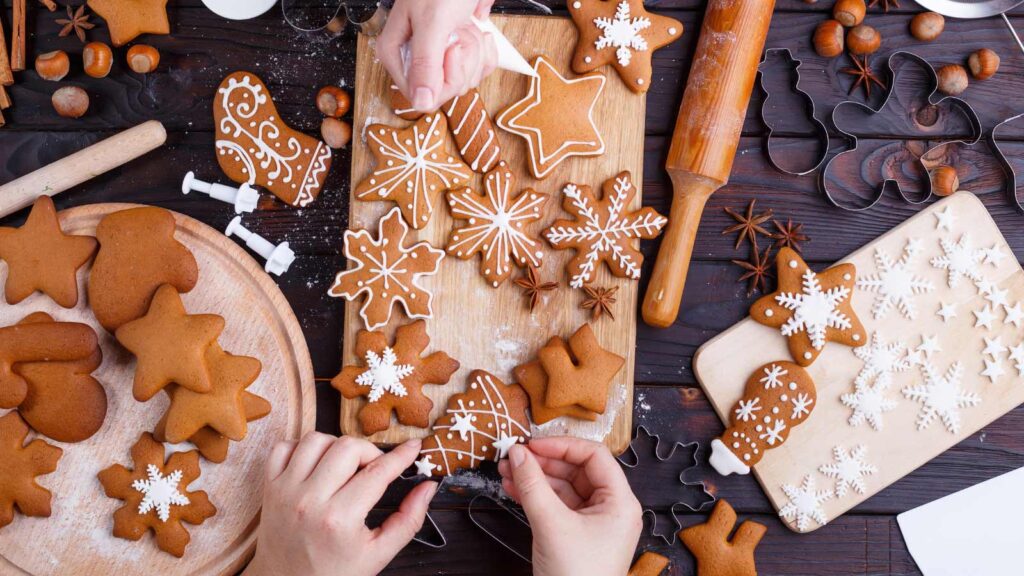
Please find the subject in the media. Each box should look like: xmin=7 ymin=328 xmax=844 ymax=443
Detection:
xmin=709 ymin=361 xmax=817 ymax=476
xmin=446 ymin=162 xmax=548 ymax=287
xmin=88 ymin=206 xmax=199 ymax=332
xmin=97 ymin=433 xmax=216 ymax=558
xmin=0 ymin=318 xmax=97 ymax=409
xmin=332 ymin=320 xmax=459 ymax=436
xmin=514 ymin=336 xmax=599 ymax=425
xmin=215 ymin=71 xmax=332 ymax=207
xmin=540 ymin=323 xmax=624 ymax=414
xmin=0 ymin=196 xmax=97 ymax=307
xmin=568 ymin=0 xmax=683 ymax=93
xmin=0 ymin=412 xmax=63 ymax=529
xmin=680 ymin=500 xmax=765 ymax=576
xmin=751 ymin=247 xmax=866 ymax=367
xmin=86 ymin=0 xmax=170 ymax=47
xmin=415 ymin=370 xmax=530 ymax=478
xmin=544 ymin=172 xmax=666 ymax=288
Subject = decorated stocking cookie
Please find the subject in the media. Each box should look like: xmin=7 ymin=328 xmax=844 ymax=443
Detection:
xmin=0 ymin=412 xmax=62 ymax=529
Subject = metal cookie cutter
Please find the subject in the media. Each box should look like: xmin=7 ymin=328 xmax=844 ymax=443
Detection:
xmin=990 ymin=113 xmax=1024 ymax=213
xmin=757 ymin=48 xmax=830 ymax=177
xmin=392 ymin=473 xmax=448 ymax=549
xmin=280 ymin=0 xmax=388 ymax=37
xmin=467 ymin=494 xmax=534 ymax=564
xmin=822 ymin=50 xmax=983 ymax=212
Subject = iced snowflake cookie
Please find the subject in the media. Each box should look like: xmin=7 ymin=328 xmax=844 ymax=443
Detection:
xmin=514 ymin=336 xmax=601 ymax=425
xmin=332 ymin=320 xmax=459 ymax=436
xmin=355 ymin=113 xmax=471 ymax=229
xmin=415 ymin=370 xmax=530 ymax=477
xmin=0 ymin=412 xmax=62 ymax=529
xmin=544 ymin=171 xmax=667 ymax=288
xmin=679 ymin=500 xmax=765 ymax=576
xmin=97 ymin=433 xmax=216 ymax=558
xmin=709 ymin=361 xmax=817 ymax=476
xmin=568 ymin=0 xmax=683 ymax=93
xmin=751 ymin=247 xmax=866 ymax=367
xmin=328 ymin=208 xmax=445 ymax=331
xmin=779 ymin=475 xmax=833 ymax=532
xmin=446 ymin=162 xmax=549 ymax=288
xmin=496 ymin=56 xmax=606 ymax=179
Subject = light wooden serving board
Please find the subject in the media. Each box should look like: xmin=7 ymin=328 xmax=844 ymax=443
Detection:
xmin=344 ymin=15 xmax=648 ymax=453
xmin=694 ymin=192 xmax=1024 ymax=533
xmin=0 ymin=203 xmax=316 ymax=575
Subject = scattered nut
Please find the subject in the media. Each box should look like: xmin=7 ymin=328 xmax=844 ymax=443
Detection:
xmin=126 ymin=44 xmax=160 ymax=74
xmin=967 ymin=48 xmax=1000 ymax=80
xmin=317 ymin=86 xmax=351 ymax=118
xmin=833 ymin=0 xmax=866 ymax=27
xmin=847 ymin=24 xmax=881 ymax=55
xmin=930 ymin=165 xmax=959 ymax=197
xmin=321 ymin=117 xmax=352 ymax=149
xmin=83 ymin=42 xmax=113 ymax=78
xmin=52 ymin=86 xmax=89 ymax=118
xmin=35 ymin=50 xmax=70 ymax=82
xmin=937 ymin=64 xmax=969 ymax=96
xmin=910 ymin=12 xmax=944 ymax=41
xmin=813 ymin=20 xmax=845 ymax=58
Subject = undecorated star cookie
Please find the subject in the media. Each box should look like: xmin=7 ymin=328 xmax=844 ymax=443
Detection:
xmin=680 ymin=500 xmax=765 ymax=576
xmin=539 ymin=323 xmax=624 ymax=414
xmin=0 ymin=196 xmax=97 ymax=307
xmin=514 ymin=336 xmax=599 ymax=425
xmin=332 ymin=320 xmax=459 ymax=436
xmin=86 ymin=0 xmax=169 ymax=46
xmin=154 ymin=390 xmax=271 ymax=463
xmin=97 ymin=433 xmax=216 ymax=557
xmin=0 ymin=412 xmax=62 ymax=529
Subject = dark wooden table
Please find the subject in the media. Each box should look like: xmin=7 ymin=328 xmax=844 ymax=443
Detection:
xmin=3 ymin=1 xmax=1023 ymax=574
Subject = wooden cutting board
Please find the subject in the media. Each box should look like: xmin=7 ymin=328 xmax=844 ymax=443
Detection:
xmin=0 ymin=203 xmax=316 ymax=575
xmin=343 ymin=15 xmax=649 ymax=453
xmin=694 ymin=192 xmax=1024 ymax=533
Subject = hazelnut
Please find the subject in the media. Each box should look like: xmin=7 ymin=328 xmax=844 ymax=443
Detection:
xmin=937 ymin=64 xmax=968 ymax=96
xmin=83 ymin=42 xmax=113 ymax=78
xmin=833 ymin=0 xmax=866 ymax=27
xmin=321 ymin=117 xmax=352 ymax=149
xmin=967 ymin=48 xmax=999 ymax=80
xmin=316 ymin=86 xmax=351 ymax=118
xmin=813 ymin=20 xmax=845 ymax=58
xmin=930 ymin=165 xmax=959 ymax=197
xmin=35 ymin=50 xmax=70 ymax=82
xmin=910 ymin=12 xmax=944 ymax=41
xmin=52 ymin=86 xmax=89 ymax=118
xmin=847 ymin=24 xmax=881 ymax=55
xmin=127 ymin=44 xmax=160 ymax=74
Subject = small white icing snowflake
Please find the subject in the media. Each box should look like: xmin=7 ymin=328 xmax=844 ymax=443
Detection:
xmin=981 ymin=358 xmax=1005 ymax=384
xmin=853 ymin=332 xmax=911 ymax=387
xmin=1004 ymin=302 xmax=1024 ymax=328
xmin=775 ymin=269 xmax=853 ymax=350
xmin=132 ymin=465 xmax=190 ymax=523
xmin=759 ymin=364 xmax=788 ymax=389
xmin=790 ymin=393 xmax=814 ymax=420
xmin=857 ymin=239 xmax=935 ymax=319
xmin=974 ymin=305 xmax=997 ymax=331
xmin=356 ymin=347 xmax=414 ymax=403
xmin=931 ymin=234 xmax=984 ymax=288
xmin=734 ymin=397 xmax=762 ymax=422
xmin=593 ymin=1 xmax=651 ymax=67
xmin=903 ymin=360 xmax=981 ymax=434
xmin=936 ymin=302 xmax=957 ymax=323
xmin=934 ymin=205 xmax=955 ymax=231
xmin=819 ymin=445 xmax=877 ymax=497
xmin=841 ymin=375 xmax=898 ymax=431
xmin=758 ymin=419 xmax=787 ymax=446
xmin=779 ymin=475 xmax=833 ymax=532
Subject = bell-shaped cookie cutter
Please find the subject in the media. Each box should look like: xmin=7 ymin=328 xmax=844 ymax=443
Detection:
xmin=757 ymin=48 xmax=830 ymax=177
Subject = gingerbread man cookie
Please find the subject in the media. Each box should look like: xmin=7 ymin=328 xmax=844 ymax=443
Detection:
xmin=215 ymin=71 xmax=333 ymax=207
xmin=154 ymin=390 xmax=271 ymax=463
xmin=97 ymin=433 xmax=216 ymax=558
xmin=0 ymin=196 xmax=97 ymax=307
xmin=514 ymin=336 xmax=599 ymax=425
xmin=332 ymin=320 xmax=459 ymax=435
xmin=446 ymin=162 xmax=549 ymax=288
xmin=568 ymin=0 xmax=683 ymax=93
xmin=0 ymin=412 xmax=63 ymax=529
xmin=680 ymin=500 xmax=765 ymax=576
xmin=86 ymin=0 xmax=170 ymax=47
xmin=0 ymin=317 xmax=97 ymax=409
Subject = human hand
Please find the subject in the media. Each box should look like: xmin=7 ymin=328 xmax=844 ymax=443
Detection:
xmin=243 ymin=434 xmax=437 ymax=576
xmin=378 ymin=0 xmax=498 ymax=112
xmin=497 ymin=437 xmax=643 ymax=576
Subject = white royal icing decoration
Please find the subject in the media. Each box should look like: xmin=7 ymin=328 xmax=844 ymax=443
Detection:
xmin=853 ymin=332 xmax=912 ymax=387
xmin=818 ymin=445 xmax=877 ymax=497
xmin=1009 ymin=342 xmax=1024 ymax=377
xmin=593 ymin=1 xmax=651 ymax=67
xmin=734 ymin=397 xmax=762 ymax=422
xmin=931 ymin=234 xmax=984 ymax=288
xmin=759 ymin=364 xmax=788 ymax=389
xmin=934 ymin=205 xmax=955 ymax=231
xmin=758 ymin=419 xmax=787 ymax=446
xmin=856 ymin=239 xmax=934 ymax=320
xmin=774 ymin=268 xmax=853 ymax=350
xmin=902 ymin=360 xmax=980 ymax=434
xmin=973 ymin=305 xmax=996 ymax=331
xmin=356 ymin=347 xmax=413 ymax=403
xmin=779 ymin=475 xmax=833 ymax=532
xmin=415 ymin=455 xmax=439 ymax=477
xmin=790 ymin=393 xmax=814 ymax=420
xmin=132 ymin=465 xmax=190 ymax=523
xmin=936 ymin=302 xmax=957 ymax=323
xmin=842 ymin=374 xmax=898 ymax=431
xmin=981 ymin=358 xmax=1005 ymax=384
xmin=1004 ymin=302 xmax=1024 ymax=328
xmin=982 ymin=336 xmax=1007 ymax=359
xmin=982 ymin=244 xmax=1007 ymax=267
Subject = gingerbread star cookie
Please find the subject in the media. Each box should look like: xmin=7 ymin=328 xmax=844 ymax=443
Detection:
xmin=355 ymin=112 xmax=471 ymax=229
xmin=514 ymin=337 xmax=599 ymax=425
xmin=86 ymin=0 xmax=170 ymax=47
xmin=115 ymin=284 xmax=225 ymax=401
xmin=155 ymin=390 xmax=271 ymax=463
xmin=496 ymin=56 xmax=606 ymax=179
xmin=446 ymin=162 xmax=549 ymax=288
xmin=568 ymin=0 xmax=683 ymax=93
xmin=328 ymin=207 xmax=445 ymax=331
xmin=98 ymin=433 xmax=216 ymax=558
xmin=0 ymin=196 xmax=97 ymax=307
xmin=540 ymin=323 xmax=624 ymax=414
xmin=0 ymin=412 xmax=63 ymax=529
xmin=544 ymin=171 xmax=667 ymax=288
xmin=332 ymin=320 xmax=459 ymax=436
xmin=751 ymin=247 xmax=867 ymax=367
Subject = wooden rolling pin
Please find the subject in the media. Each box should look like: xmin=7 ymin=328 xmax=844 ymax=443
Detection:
xmin=0 ymin=120 xmax=167 ymax=218
xmin=642 ymin=0 xmax=775 ymax=328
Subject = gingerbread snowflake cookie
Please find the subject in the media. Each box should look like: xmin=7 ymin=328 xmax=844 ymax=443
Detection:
xmin=446 ymin=162 xmax=549 ymax=288
xmin=0 ymin=412 xmax=63 ymax=529
xmin=568 ymin=0 xmax=683 ymax=93
xmin=751 ymin=247 xmax=866 ymax=367
xmin=332 ymin=320 xmax=459 ymax=436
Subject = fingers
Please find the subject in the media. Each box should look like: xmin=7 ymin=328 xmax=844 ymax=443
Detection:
xmin=507 ymin=444 xmax=564 ymax=525
xmin=265 ymin=440 xmax=297 ymax=483
xmin=277 ymin=432 xmax=337 ymax=485
xmin=474 ymin=0 xmax=496 ymax=19
xmin=332 ymin=438 xmax=423 ymax=516
xmin=500 ymin=468 xmax=585 ymax=510
xmin=377 ymin=6 xmax=412 ymax=94
xmin=406 ymin=12 xmax=451 ymax=111
xmin=525 ymin=437 xmax=632 ymax=495
xmin=370 ymin=479 xmax=438 ymax=559
xmin=305 ymin=437 xmax=384 ymax=501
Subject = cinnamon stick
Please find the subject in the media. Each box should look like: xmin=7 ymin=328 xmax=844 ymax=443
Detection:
xmin=11 ymin=0 xmax=27 ymax=72
xmin=0 ymin=14 xmax=13 ymax=85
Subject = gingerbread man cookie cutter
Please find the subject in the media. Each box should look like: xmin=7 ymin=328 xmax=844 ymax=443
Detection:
xmin=757 ymin=48 xmax=830 ymax=177
xmin=279 ymin=1 xmax=386 ymax=37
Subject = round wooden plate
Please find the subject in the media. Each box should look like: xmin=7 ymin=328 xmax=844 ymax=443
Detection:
xmin=0 ymin=203 xmax=316 ymax=576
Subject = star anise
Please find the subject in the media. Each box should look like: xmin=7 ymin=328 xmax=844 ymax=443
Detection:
xmin=771 ymin=219 xmax=809 ymax=254
xmin=732 ymin=245 xmax=774 ymax=297
xmin=841 ymin=54 xmax=886 ymax=98
xmin=722 ymin=200 xmax=773 ymax=250
xmin=56 ymin=4 xmax=95 ymax=43
xmin=581 ymin=286 xmax=618 ymax=321
xmin=868 ymin=0 xmax=900 ymax=12
xmin=514 ymin=265 xmax=557 ymax=312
